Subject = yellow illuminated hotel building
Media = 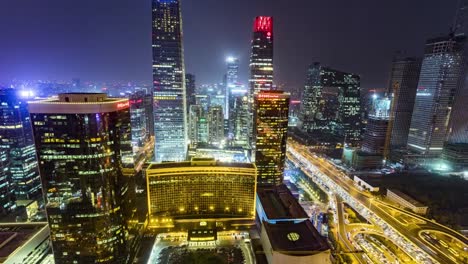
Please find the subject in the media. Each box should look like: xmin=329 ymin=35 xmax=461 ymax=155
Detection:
xmin=146 ymin=158 xmax=257 ymax=228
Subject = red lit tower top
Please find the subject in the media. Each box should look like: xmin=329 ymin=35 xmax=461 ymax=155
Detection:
xmin=254 ymin=16 xmax=273 ymax=35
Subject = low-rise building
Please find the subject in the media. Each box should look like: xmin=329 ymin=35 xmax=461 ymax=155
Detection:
xmin=146 ymin=157 xmax=257 ymax=229
xmin=353 ymin=176 xmax=380 ymax=192
xmin=260 ymin=221 xmax=331 ymax=264
xmin=386 ymin=189 xmax=428 ymax=215
xmin=256 ymin=185 xmax=331 ymax=264
xmin=0 ymin=223 xmax=50 ymax=264
xmin=256 ymin=185 xmax=309 ymax=225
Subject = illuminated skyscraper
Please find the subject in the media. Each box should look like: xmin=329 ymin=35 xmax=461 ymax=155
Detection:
xmin=0 ymin=149 xmax=14 ymax=214
xmin=152 ymin=0 xmax=187 ymax=162
xmin=229 ymin=85 xmax=249 ymax=146
xmin=225 ymin=57 xmax=239 ymax=120
xmin=185 ymin=73 xmax=196 ymax=114
xmin=407 ymin=35 xmax=466 ymax=159
xmin=299 ymin=63 xmax=362 ymax=147
xmin=129 ymin=91 xmax=152 ymax=149
xmin=254 ymin=91 xmax=289 ymax=185
xmin=384 ymin=57 xmax=421 ymax=157
xmin=362 ymin=97 xmax=391 ymax=155
xmin=0 ymin=88 xmax=41 ymax=200
xmin=250 ymin=16 xmax=274 ymax=95
xmin=188 ymin=105 xmax=203 ymax=148
xmin=207 ymin=105 xmax=224 ymax=146
xmin=29 ymin=93 xmax=136 ymax=263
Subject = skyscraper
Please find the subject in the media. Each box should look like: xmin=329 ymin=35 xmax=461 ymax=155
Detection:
xmin=152 ymin=0 xmax=187 ymax=162
xmin=233 ymin=94 xmax=251 ymax=147
xmin=299 ymin=63 xmax=362 ymax=147
xmin=185 ymin=73 xmax=196 ymax=114
xmin=384 ymin=57 xmax=422 ymax=158
xmin=254 ymin=91 xmax=289 ymax=185
xmin=188 ymin=104 xmax=203 ymax=148
xmin=0 ymin=88 xmax=41 ymax=200
xmin=0 ymin=149 xmax=14 ymax=215
xmin=225 ymin=57 xmax=239 ymax=120
xmin=407 ymin=35 xmax=466 ymax=159
xmin=362 ymin=97 xmax=391 ymax=155
xmin=207 ymin=105 xmax=224 ymax=146
xmin=250 ymin=16 xmax=274 ymax=95
xmin=29 ymin=93 xmax=136 ymax=263
xmin=129 ymin=91 xmax=151 ymax=149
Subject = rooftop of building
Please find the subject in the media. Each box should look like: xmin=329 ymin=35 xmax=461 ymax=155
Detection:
xmin=147 ymin=157 xmax=256 ymax=170
xmin=353 ymin=175 xmax=382 ymax=187
xmin=263 ymin=220 xmax=329 ymax=255
xmin=426 ymin=33 xmax=466 ymax=44
xmin=257 ymin=184 xmax=308 ymax=220
xmin=28 ymin=93 xmax=129 ymax=114
xmin=387 ymin=188 xmax=426 ymax=207
xmin=0 ymin=223 xmax=48 ymax=261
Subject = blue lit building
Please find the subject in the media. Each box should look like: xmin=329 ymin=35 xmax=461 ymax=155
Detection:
xmin=225 ymin=57 xmax=239 ymax=121
xmin=0 ymin=149 xmax=14 ymax=214
xmin=152 ymin=0 xmax=187 ymax=162
xmin=0 ymin=88 xmax=41 ymax=201
xmin=408 ymin=35 xmax=466 ymax=161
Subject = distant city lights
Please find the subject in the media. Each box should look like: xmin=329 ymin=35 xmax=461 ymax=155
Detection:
xmin=19 ymin=90 xmax=34 ymax=98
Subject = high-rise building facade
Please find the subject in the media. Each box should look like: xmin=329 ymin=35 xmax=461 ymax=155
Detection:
xmin=146 ymin=158 xmax=257 ymax=228
xmin=299 ymin=63 xmax=362 ymax=147
xmin=225 ymin=57 xmax=239 ymax=120
xmin=407 ymin=35 xmax=466 ymax=158
xmin=29 ymin=93 xmax=136 ymax=263
xmin=0 ymin=88 xmax=41 ymax=200
xmin=207 ymin=106 xmax=224 ymax=146
xmin=152 ymin=0 xmax=187 ymax=162
xmin=0 ymin=149 xmax=14 ymax=214
xmin=228 ymin=85 xmax=249 ymax=145
xmin=185 ymin=73 xmax=196 ymax=114
xmin=254 ymin=91 xmax=289 ymax=185
xmin=129 ymin=91 xmax=152 ymax=149
xmin=384 ymin=57 xmax=422 ymax=157
xmin=362 ymin=97 xmax=391 ymax=155
xmin=188 ymin=104 xmax=203 ymax=148
xmin=250 ymin=16 xmax=274 ymax=95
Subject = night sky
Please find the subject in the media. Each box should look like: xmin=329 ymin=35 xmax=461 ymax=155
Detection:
xmin=0 ymin=0 xmax=459 ymax=90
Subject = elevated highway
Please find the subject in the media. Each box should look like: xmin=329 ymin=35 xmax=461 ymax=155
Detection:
xmin=287 ymin=140 xmax=468 ymax=264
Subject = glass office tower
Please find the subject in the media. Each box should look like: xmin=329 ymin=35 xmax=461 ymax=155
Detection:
xmin=152 ymin=0 xmax=187 ymax=162
xmin=254 ymin=91 xmax=289 ymax=185
xmin=0 ymin=149 xmax=14 ymax=214
xmin=407 ymin=35 xmax=466 ymax=159
xmin=299 ymin=62 xmax=362 ymax=147
xmin=384 ymin=57 xmax=421 ymax=157
xmin=29 ymin=93 xmax=136 ymax=263
xmin=0 ymin=88 xmax=41 ymax=200
xmin=250 ymin=16 xmax=274 ymax=95
xmin=185 ymin=73 xmax=196 ymax=114
xmin=225 ymin=57 xmax=239 ymax=121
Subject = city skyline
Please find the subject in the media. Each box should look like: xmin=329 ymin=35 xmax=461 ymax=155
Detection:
xmin=0 ymin=0 xmax=459 ymax=89
xmin=0 ymin=1 xmax=468 ymax=263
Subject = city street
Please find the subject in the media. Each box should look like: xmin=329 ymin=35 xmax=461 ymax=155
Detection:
xmin=287 ymin=139 xmax=468 ymax=264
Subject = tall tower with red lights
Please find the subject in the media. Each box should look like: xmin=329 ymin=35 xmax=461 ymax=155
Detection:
xmin=249 ymin=16 xmax=274 ymax=95
xmin=248 ymin=16 xmax=274 ymax=151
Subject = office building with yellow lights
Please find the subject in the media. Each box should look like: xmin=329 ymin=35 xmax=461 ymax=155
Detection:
xmin=29 ymin=93 xmax=137 ymax=264
xmin=254 ymin=90 xmax=290 ymax=185
xmin=146 ymin=158 xmax=257 ymax=228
